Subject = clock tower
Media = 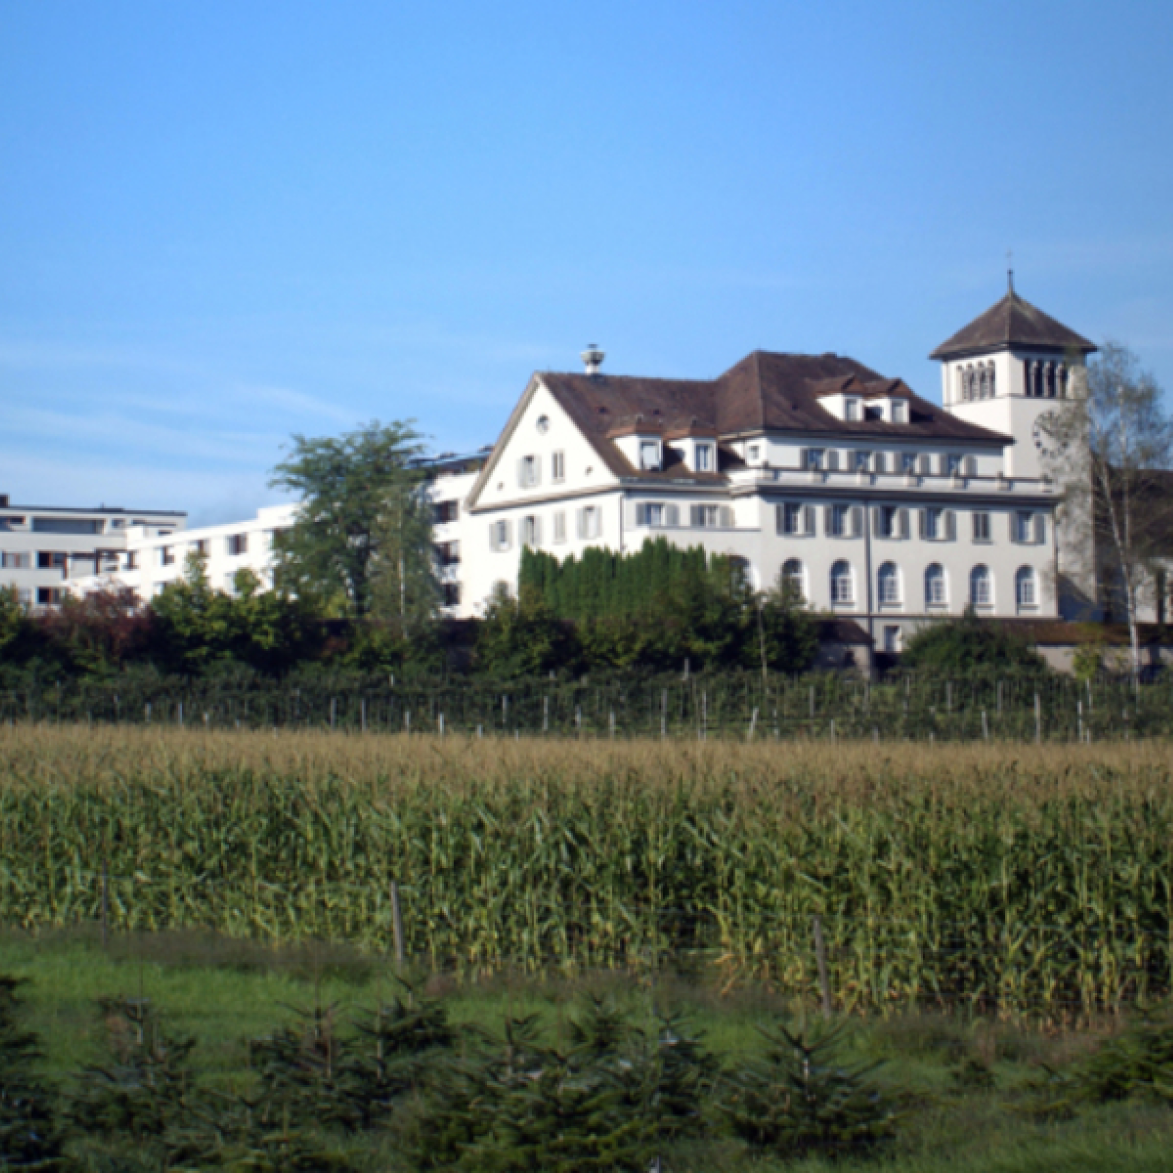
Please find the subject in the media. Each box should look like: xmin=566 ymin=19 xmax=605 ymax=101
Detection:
xmin=933 ymin=280 xmax=1100 ymax=619
xmin=931 ymin=278 xmax=1096 ymax=480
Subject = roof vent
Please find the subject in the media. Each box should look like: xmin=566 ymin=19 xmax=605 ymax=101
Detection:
xmin=581 ymin=344 xmax=605 ymax=376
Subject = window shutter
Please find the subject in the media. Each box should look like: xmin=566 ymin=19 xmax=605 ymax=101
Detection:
xmin=517 ymin=458 xmax=525 ymax=488
xmin=532 ymin=459 xmax=541 ymax=487
xmin=872 ymin=506 xmax=882 ymax=535
xmin=533 ymin=517 xmax=543 ymax=547
xmin=945 ymin=510 xmax=956 ymax=541
xmin=1009 ymin=514 xmax=1019 ymax=544
xmin=897 ymin=508 xmax=909 ymax=539
xmin=576 ymin=508 xmax=586 ymax=539
xmin=824 ymin=505 xmax=834 ymax=534
xmin=635 ymin=503 xmax=648 ymax=526
xmin=803 ymin=504 xmax=815 ymax=536
xmin=489 ymin=523 xmax=498 ymax=552
xmin=800 ymin=448 xmax=809 ymax=470
xmin=964 ymin=455 xmax=977 ymax=477
xmin=918 ymin=509 xmax=927 ymax=539
xmin=776 ymin=505 xmax=785 ymax=535
xmin=919 ymin=454 xmax=931 ymax=476
xmin=719 ymin=505 xmax=734 ymax=528
xmin=666 ymin=504 xmax=679 ymax=527
xmin=827 ymin=450 xmax=840 ymax=472
xmin=1034 ymin=514 xmax=1046 ymax=545
xmin=850 ymin=506 xmax=863 ymax=537
xmin=688 ymin=505 xmax=701 ymax=528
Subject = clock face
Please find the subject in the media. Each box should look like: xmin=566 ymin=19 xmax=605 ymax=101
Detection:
xmin=1032 ymin=411 xmax=1065 ymax=459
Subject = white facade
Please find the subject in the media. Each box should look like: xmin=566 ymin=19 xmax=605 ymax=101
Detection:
xmin=57 ymin=289 xmax=1119 ymax=653
xmin=0 ymin=495 xmax=186 ymax=608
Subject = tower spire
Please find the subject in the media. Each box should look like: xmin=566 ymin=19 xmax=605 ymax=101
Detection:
xmin=1007 ymin=249 xmax=1015 ymax=294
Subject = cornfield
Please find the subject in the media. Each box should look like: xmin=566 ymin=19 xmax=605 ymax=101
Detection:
xmin=2 ymin=725 xmax=1171 ymax=1016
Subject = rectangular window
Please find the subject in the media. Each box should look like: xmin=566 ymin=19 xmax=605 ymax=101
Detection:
xmin=778 ymin=502 xmax=804 ymax=535
xmin=638 ymin=503 xmax=666 ymax=527
xmin=577 ymin=506 xmax=601 ymax=539
xmin=973 ymin=512 xmax=991 ymax=542
xmin=551 ymin=451 xmax=566 ymax=482
xmin=827 ymin=504 xmax=849 ymax=537
xmin=16 ymin=588 xmax=31 ymax=605
xmin=36 ymin=587 xmax=64 ymax=606
xmin=553 ymin=512 xmax=567 ymax=544
xmin=31 ymin=517 xmax=101 ymax=535
xmin=901 ymin=452 xmax=917 ymax=474
xmin=434 ymin=500 xmax=460 ymax=524
xmin=1014 ymin=511 xmax=1033 ymax=543
xmin=521 ymin=515 xmax=541 ymax=547
xmin=160 ymin=547 xmax=176 ymax=567
xmin=639 ymin=441 xmax=661 ymax=471
xmin=883 ymin=625 xmax=901 ymax=652
xmin=946 ymin=454 xmax=962 ymax=477
xmin=805 ymin=448 xmax=825 ymax=471
xmin=844 ymin=398 xmax=860 ymax=421
xmin=492 ymin=519 xmax=512 ymax=551
xmin=519 ymin=455 xmax=539 ymax=487
xmin=442 ymin=582 xmax=461 ymax=607
xmin=922 ymin=507 xmax=941 ymax=540
xmin=227 ymin=534 xmax=249 ymax=556
xmin=0 ymin=552 xmax=31 ymax=569
xmin=191 ymin=539 xmax=208 ymax=556
xmin=37 ymin=551 xmax=66 ymax=569
xmin=126 ymin=551 xmax=139 ymax=570
xmin=854 ymin=450 xmax=871 ymax=472
xmin=435 ymin=541 xmax=460 ymax=567
xmin=695 ymin=443 xmax=714 ymax=472
xmin=891 ymin=400 xmax=907 ymax=423
xmin=747 ymin=444 xmax=761 ymax=463
xmin=692 ymin=504 xmax=719 ymax=528
xmin=877 ymin=505 xmax=897 ymax=538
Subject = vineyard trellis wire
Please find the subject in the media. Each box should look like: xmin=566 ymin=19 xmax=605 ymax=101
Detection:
xmin=1 ymin=669 xmax=1170 ymax=741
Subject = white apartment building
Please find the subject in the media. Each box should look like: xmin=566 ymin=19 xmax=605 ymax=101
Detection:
xmin=0 ymin=495 xmax=186 ymax=607
xmin=62 ymin=285 xmax=1129 ymax=654
xmin=449 ymin=288 xmax=1098 ymax=653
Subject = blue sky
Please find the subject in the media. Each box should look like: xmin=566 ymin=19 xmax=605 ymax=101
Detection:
xmin=2 ymin=1 xmax=1171 ymax=525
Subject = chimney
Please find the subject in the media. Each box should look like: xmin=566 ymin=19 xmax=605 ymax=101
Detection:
xmin=581 ymin=344 xmax=605 ymax=376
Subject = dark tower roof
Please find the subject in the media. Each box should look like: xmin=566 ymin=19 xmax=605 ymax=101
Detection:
xmin=930 ymin=288 xmax=1097 ymax=360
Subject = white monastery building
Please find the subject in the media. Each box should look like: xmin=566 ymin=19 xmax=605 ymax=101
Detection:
xmin=33 ymin=284 xmax=1122 ymax=657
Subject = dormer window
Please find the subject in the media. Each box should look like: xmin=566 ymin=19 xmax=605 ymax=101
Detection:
xmin=695 ymin=442 xmax=714 ymax=472
xmin=844 ymin=398 xmax=860 ymax=421
xmin=891 ymin=400 xmax=907 ymax=424
xmin=639 ymin=440 xmax=661 ymax=471
xmin=747 ymin=444 xmax=761 ymax=464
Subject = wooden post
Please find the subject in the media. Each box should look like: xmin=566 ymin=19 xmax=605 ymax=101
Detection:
xmin=982 ymin=710 xmax=989 ymax=741
xmin=438 ymin=713 xmax=445 ymax=738
xmin=101 ymin=858 xmax=109 ymax=950
xmin=609 ymin=709 xmax=615 ymax=739
xmin=1034 ymin=692 xmax=1041 ymax=744
xmin=177 ymin=701 xmax=183 ymax=727
xmin=813 ymin=915 xmax=832 ymax=1019
xmin=1077 ymin=699 xmax=1083 ymax=743
xmin=361 ymin=698 xmax=367 ymax=733
xmin=405 ymin=709 xmax=411 ymax=735
xmin=748 ymin=706 xmax=758 ymax=742
xmin=391 ymin=882 xmax=405 ymax=966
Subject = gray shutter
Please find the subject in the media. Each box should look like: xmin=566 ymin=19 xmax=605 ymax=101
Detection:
xmin=517 ymin=458 xmax=525 ymax=488
xmin=850 ymin=506 xmax=863 ymax=537
xmin=533 ymin=517 xmax=543 ymax=547
xmin=719 ymin=505 xmax=734 ymax=528
xmin=872 ymin=506 xmax=882 ymax=535
xmin=776 ymin=505 xmax=786 ymax=535
xmin=666 ymin=504 xmax=679 ymax=527
xmin=919 ymin=453 xmax=931 ymax=475
xmin=827 ymin=450 xmax=839 ymax=472
xmin=1009 ymin=513 xmax=1019 ymax=544
xmin=964 ymin=455 xmax=977 ymax=477
xmin=898 ymin=508 xmax=910 ymax=539
xmin=1034 ymin=513 xmax=1046 ymax=544
xmin=635 ymin=503 xmax=648 ymax=526
xmin=803 ymin=504 xmax=816 ymax=536
xmin=824 ymin=505 xmax=834 ymax=534
xmin=576 ymin=508 xmax=586 ymax=539
xmin=532 ymin=458 xmax=541 ymax=487
xmin=945 ymin=510 xmax=956 ymax=541
xmin=800 ymin=447 xmax=809 ymax=470
xmin=489 ymin=523 xmax=497 ymax=552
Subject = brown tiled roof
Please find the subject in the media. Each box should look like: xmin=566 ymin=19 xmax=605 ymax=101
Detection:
xmin=536 ymin=350 xmax=1009 ymax=483
xmin=930 ymin=289 xmax=1096 ymax=360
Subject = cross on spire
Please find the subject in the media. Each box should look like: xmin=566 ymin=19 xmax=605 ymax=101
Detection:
xmin=1007 ymin=249 xmax=1015 ymax=294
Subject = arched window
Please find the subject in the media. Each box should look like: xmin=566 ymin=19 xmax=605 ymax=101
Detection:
xmin=1015 ymin=566 xmax=1037 ymax=608
xmin=830 ymin=560 xmax=854 ymax=604
xmin=877 ymin=562 xmax=901 ymax=605
xmin=979 ymin=366 xmax=990 ymax=399
xmin=987 ymin=362 xmax=996 ymax=397
xmin=781 ymin=558 xmax=805 ymax=601
xmin=1057 ymin=364 xmax=1068 ymax=398
xmin=970 ymin=564 xmax=992 ymax=607
xmin=925 ymin=563 xmax=947 ymax=607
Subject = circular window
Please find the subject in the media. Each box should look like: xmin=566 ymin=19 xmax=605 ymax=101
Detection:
xmin=536 ymin=415 xmax=550 ymax=434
